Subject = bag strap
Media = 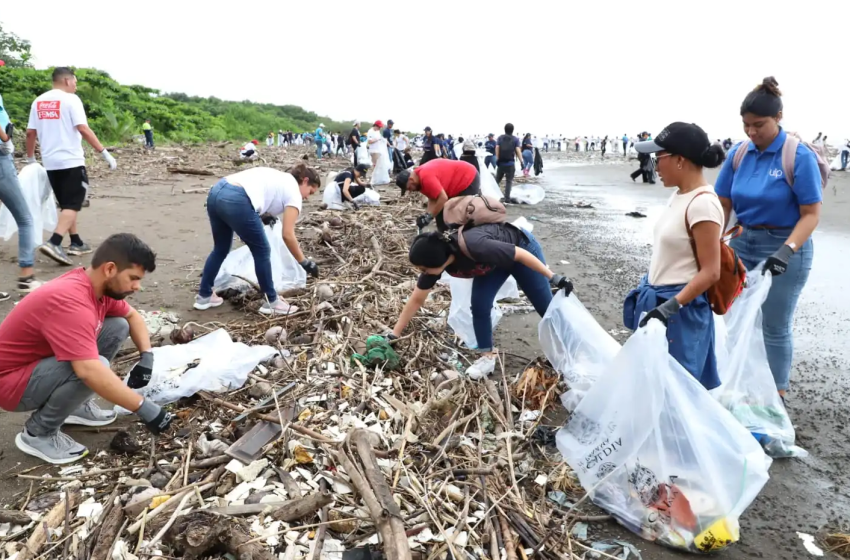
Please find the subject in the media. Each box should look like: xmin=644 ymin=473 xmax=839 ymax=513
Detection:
xmin=683 ymin=191 xmax=718 ymax=272
xmin=731 ymin=141 xmax=750 ymax=171
xmin=781 ymin=134 xmax=799 ymax=188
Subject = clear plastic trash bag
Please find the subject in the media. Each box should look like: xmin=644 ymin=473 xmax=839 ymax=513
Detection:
xmin=511 ymin=183 xmax=546 ymax=205
xmin=371 ymin=142 xmax=392 ymax=185
xmin=213 ymin=222 xmax=307 ymax=294
xmin=0 ymin=163 xmax=58 ymax=246
xmin=117 ymin=329 xmax=276 ymax=412
xmin=556 ymin=320 xmax=771 ymax=553
xmin=538 ymin=291 xmax=620 ymax=411
xmin=712 ymin=269 xmax=807 ymax=458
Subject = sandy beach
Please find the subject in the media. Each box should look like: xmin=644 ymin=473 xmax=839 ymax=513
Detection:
xmin=0 ymin=146 xmax=847 ymax=559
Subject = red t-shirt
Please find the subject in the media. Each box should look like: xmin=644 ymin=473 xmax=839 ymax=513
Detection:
xmin=0 ymin=268 xmax=130 ymax=411
xmin=416 ymin=159 xmax=477 ymax=201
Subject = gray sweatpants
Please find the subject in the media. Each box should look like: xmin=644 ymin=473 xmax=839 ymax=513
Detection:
xmin=15 ymin=317 xmax=129 ymax=436
xmin=495 ymin=165 xmax=516 ymax=199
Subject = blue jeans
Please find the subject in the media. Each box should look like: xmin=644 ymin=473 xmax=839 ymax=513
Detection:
xmin=470 ymin=232 xmax=553 ymax=351
xmin=0 ymin=154 xmax=35 ymax=268
xmin=484 ymin=155 xmax=496 ymax=169
xmin=522 ymin=149 xmax=533 ymax=171
xmin=316 ymin=141 xmax=323 ymax=159
xmin=199 ymin=180 xmax=277 ymax=302
xmin=841 ymin=151 xmax=849 ymax=170
xmin=730 ymin=227 xmax=814 ymax=391
xmin=143 ymin=130 xmax=154 ymax=148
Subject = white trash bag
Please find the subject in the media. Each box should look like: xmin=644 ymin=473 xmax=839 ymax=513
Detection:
xmin=511 ymin=183 xmax=546 ymax=205
xmin=323 ymin=172 xmax=381 ymax=211
xmin=477 ymin=156 xmax=503 ymax=199
xmin=712 ymin=270 xmax=806 ymax=458
xmin=354 ymin=145 xmax=370 ymax=167
xmin=0 ymin=163 xmax=58 ymax=246
xmin=117 ymin=329 xmax=276 ymax=412
xmin=371 ymin=142 xmax=392 ymax=185
xmin=355 ymin=188 xmax=380 ymax=206
xmin=557 ymin=320 xmax=771 ymax=553
xmin=539 ymin=292 xmax=620 ymax=411
xmin=830 ymin=153 xmax=843 ymax=171
xmin=214 ymin=222 xmax=307 ymax=294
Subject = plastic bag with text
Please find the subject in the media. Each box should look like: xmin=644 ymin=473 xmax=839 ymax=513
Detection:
xmin=213 ymin=222 xmax=307 ymax=294
xmin=538 ymin=292 xmax=620 ymax=411
xmin=116 ymin=329 xmax=276 ymax=413
xmin=0 ymin=163 xmax=58 ymax=245
xmin=712 ymin=270 xmax=806 ymax=458
xmin=557 ymin=320 xmax=771 ymax=553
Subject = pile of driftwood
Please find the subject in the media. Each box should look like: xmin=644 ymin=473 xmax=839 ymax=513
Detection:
xmin=0 ymin=194 xmax=618 ymax=560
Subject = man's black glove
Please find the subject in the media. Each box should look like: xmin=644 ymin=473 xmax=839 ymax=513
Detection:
xmin=549 ymin=274 xmax=574 ymax=296
xmin=763 ymin=245 xmax=794 ymax=276
xmin=260 ymin=213 xmax=278 ymax=227
xmin=127 ymin=351 xmax=153 ymax=389
xmin=639 ymin=298 xmax=681 ymax=328
xmin=300 ymin=259 xmax=319 ymax=278
xmin=137 ymin=399 xmax=174 ymax=436
xmin=416 ymin=213 xmax=433 ymax=230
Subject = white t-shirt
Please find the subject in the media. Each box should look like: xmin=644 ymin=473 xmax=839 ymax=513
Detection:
xmin=225 ymin=167 xmax=302 ymax=216
xmin=241 ymin=142 xmax=257 ymax=155
xmin=395 ymin=135 xmax=409 ymax=151
xmin=26 ymin=89 xmax=88 ymax=171
xmin=648 ymin=186 xmax=724 ymax=286
xmin=366 ymin=129 xmax=384 ymax=154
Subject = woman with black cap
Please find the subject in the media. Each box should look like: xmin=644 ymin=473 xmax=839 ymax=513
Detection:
xmin=714 ymin=77 xmax=822 ymax=400
xmin=396 ymin=159 xmax=480 ymax=231
xmin=389 ymin=225 xmax=573 ymax=379
xmin=421 ymin=127 xmax=438 ymax=165
xmin=624 ymin=122 xmax=726 ymax=390
xmin=334 ymin=164 xmax=371 ymax=209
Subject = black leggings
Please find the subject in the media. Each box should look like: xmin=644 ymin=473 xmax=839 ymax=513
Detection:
xmin=341 ymin=184 xmax=367 ymax=202
xmin=420 ymin=150 xmax=437 ymax=165
xmin=435 ymin=174 xmax=481 ymax=231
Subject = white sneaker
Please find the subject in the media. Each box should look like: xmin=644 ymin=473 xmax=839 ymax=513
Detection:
xmin=259 ymin=299 xmax=299 ymax=316
xmin=64 ymin=399 xmax=117 ymax=427
xmin=194 ymin=293 xmax=224 ymax=310
xmin=466 ymin=355 xmax=496 ymax=380
xmin=15 ymin=430 xmax=88 ymax=465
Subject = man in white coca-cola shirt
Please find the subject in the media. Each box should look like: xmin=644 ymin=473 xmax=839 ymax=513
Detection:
xmin=26 ymin=67 xmax=116 ymax=267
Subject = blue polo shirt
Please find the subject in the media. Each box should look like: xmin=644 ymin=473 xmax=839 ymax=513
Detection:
xmin=715 ymin=129 xmax=822 ymax=228
xmin=315 ymin=127 xmax=323 ymax=142
xmin=0 ymin=94 xmax=10 ymax=130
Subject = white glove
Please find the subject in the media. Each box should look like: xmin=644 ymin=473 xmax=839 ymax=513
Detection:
xmin=0 ymin=140 xmax=13 ymax=156
xmin=100 ymin=149 xmax=117 ymax=170
xmin=25 ymin=155 xmax=37 ymax=165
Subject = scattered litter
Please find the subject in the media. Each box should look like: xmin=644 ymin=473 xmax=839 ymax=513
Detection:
xmin=625 ymin=211 xmax=646 ymax=218
xmin=797 ymin=532 xmax=824 ymax=556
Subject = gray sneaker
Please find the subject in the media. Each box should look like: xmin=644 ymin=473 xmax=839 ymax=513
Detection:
xmin=64 ymin=399 xmax=117 ymax=427
xmin=15 ymin=430 xmax=88 ymax=464
xmin=67 ymin=242 xmax=93 ymax=256
xmin=38 ymin=242 xmax=73 ymax=266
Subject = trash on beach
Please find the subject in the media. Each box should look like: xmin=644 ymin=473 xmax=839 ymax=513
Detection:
xmin=556 ymin=320 xmax=770 ymax=553
xmin=625 ymin=211 xmax=647 ymax=218
xmin=797 ymin=532 xmax=824 ymax=556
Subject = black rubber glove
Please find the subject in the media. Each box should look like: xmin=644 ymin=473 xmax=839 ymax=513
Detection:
xmin=136 ymin=399 xmax=174 ymax=436
xmin=4 ymin=122 xmax=13 ymax=136
xmin=351 ymin=200 xmax=360 ymax=211
xmin=416 ymin=213 xmax=433 ymax=230
xmin=300 ymin=259 xmax=319 ymax=278
xmin=549 ymin=274 xmax=574 ymax=296
xmin=260 ymin=213 xmax=278 ymax=227
xmin=127 ymin=351 xmax=153 ymax=389
xmin=763 ymin=245 xmax=794 ymax=276
xmin=384 ymin=332 xmax=398 ymax=341
xmin=639 ymin=298 xmax=681 ymax=328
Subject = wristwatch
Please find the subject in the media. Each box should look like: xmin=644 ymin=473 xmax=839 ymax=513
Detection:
xmin=786 ymin=242 xmax=797 ymax=252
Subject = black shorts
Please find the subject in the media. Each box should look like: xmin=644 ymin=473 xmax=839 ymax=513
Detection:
xmin=46 ymin=166 xmax=88 ymax=211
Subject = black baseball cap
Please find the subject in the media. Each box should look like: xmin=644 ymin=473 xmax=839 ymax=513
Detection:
xmin=396 ymin=169 xmax=411 ymax=196
xmin=388 ymin=119 xmax=394 ymax=126
xmin=424 ymin=126 xmax=432 ymax=132
xmin=635 ymin=122 xmax=711 ymax=163
xmin=354 ymin=163 xmax=370 ymax=175
xmin=488 ymin=133 xmax=494 ymax=137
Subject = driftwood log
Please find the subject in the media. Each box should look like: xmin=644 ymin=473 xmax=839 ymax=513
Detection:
xmin=90 ymin=502 xmax=125 ymax=560
xmin=269 ymin=491 xmax=332 ymax=522
xmin=17 ymin=486 xmax=80 ymax=560
xmin=0 ymin=510 xmax=31 ymax=525
xmin=166 ymin=510 xmax=274 ymax=560
xmin=167 ymin=167 xmax=215 ymax=176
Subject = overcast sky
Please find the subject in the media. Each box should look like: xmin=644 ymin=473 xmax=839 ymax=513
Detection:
xmin=3 ymin=1 xmax=847 ymax=141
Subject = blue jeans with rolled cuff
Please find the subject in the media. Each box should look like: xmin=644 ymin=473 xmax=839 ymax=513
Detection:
xmin=522 ymin=149 xmax=534 ymax=171
xmin=199 ymin=180 xmax=277 ymax=303
xmin=470 ymin=231 xmax=553 ymax=351
xmin=0 ymin=154 xmax=36 ymax=268
xmin=730 ymin=227 xmax=813 ymax=391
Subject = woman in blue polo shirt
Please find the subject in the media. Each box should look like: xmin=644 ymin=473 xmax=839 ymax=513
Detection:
xmin=715 ymin=77 xmax=822 ymax=400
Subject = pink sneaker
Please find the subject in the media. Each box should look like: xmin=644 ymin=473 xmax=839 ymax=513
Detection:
xmin=194 ymin=293 xmax=224 ymax=310
xmin=259 ymin=299 xmax=299 ymax=316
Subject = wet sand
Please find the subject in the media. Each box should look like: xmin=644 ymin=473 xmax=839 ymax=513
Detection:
xmin=0 ymin=153 xmax=847 ymax=558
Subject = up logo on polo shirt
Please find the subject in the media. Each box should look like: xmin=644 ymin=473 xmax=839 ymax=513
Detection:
xmin=768 ymin=168 xmax=784 ymax=179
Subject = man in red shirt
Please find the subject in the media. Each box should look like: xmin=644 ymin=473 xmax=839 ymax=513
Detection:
xmin=396 ymin=159 xmax=480 ymax=231
xmin=0 ymin=233 xmax=173 ymax=464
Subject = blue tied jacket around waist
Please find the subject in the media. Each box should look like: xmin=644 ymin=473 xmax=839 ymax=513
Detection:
xmin=624 ymin=276 xmax=719 ymax=391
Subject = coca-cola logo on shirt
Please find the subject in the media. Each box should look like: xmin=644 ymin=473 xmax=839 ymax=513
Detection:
xmin=37 ymin=100 xmax=61 ymax=120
